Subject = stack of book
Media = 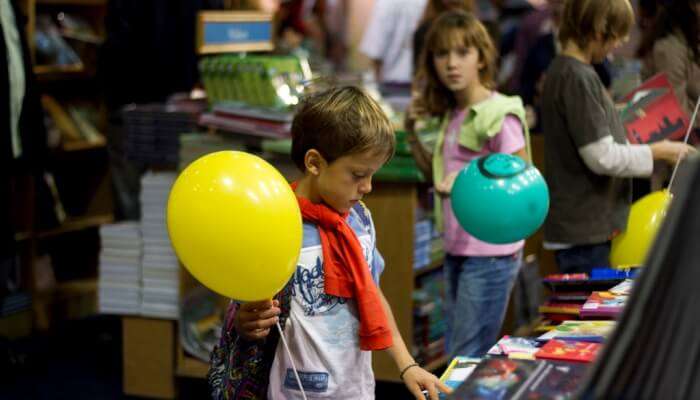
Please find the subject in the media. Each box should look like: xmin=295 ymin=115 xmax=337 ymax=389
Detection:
xmin=140 ymin=172 xmax=179 ymax=319
xmin=98 ymin=222 xmax=142 ymax=315
xmin=414 ymin=219 xmax=433 ymax=270
xmin=412 ymin=271 xmax=447 ymax=365
xmin=537 ymin=269 xmax=637 ymax=331
xmin=178 ymin=133 xmax=246 ymax=171
xmin=122 ymin=99 xmax=205 ymax=168
xmin=199 ymin=105 xmax=292 ymax=139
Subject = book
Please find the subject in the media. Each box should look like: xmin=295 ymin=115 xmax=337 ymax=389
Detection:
xmin=620 ymin=73 xmax=690 ymax=144
xmin=449 ymin=358 xmax=590 ymax=399
xmin=487 ymin=336 xmax=543 ymax=359
xmin=535 ymin=340 xmax=601 ymax=363
xmin=538 ymin=301 xmax=582 ymax=316
xmin=580 ymin=291 xmax=627 ymax=319
xmin=537 ymin=320 xmax=616 ymax=343
xmin=439 ymin=356 xmax=481 ymax=398
xmin=609 ymin=279 xmax=634 ymax=296
xmin=449 ymin=358 xmax=539 ymax=399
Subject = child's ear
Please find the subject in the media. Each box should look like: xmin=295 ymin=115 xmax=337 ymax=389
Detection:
xmin=304 ymin=149 xmax=326 ymax=176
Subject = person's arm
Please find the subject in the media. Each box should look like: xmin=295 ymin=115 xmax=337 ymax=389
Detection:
xmin=359 ymin=0 xmax=389 ymax=81
xmin=579 ymin=137 xmax=695 ymax=177
xmin=404 ymin=94 xmax=434 ymax=179
xmin=379 ymin=288 xmax=451 ymax=400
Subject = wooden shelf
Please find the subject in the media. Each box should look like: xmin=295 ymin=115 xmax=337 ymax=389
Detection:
xmin=36 ymin=0 xmax=106 ymax=5
xmin=62 ymin=138 xmax=107 ymax=152
xmin=176 ymin=355 xmax=209 ymax=379
xmin=37 ymin=213 xmax=113 ymax=239
xmin=424 ymin=355 xmax=449 ymax=373
xmin=55 ymin=277 xmax=97 ymax=295
xmin=34 ymin=64 xmax=93 ymax=82
xmin=414 ymin=258 xmax=444 ymax=278
xmin=34 ymin=63 xmax=84 ymax=75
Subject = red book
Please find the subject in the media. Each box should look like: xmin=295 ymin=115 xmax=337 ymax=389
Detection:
xmin=535 ymin=339 xmax=601 ymax=363
xmin=620 ymin=73 xmax=690 ymax=144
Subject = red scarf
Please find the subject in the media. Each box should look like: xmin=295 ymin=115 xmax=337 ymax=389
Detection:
xmin=291 ymin=182 xmax=393 ymax=351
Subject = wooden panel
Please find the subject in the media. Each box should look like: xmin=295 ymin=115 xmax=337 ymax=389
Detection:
xmin=123 ymin=317 xmax=176 ymax=399
xmin=363 ymin=182 xmax=416 ymax=382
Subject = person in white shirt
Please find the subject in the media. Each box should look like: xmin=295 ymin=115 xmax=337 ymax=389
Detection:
xmin=360 ymin=0 xmax=428 ymax=84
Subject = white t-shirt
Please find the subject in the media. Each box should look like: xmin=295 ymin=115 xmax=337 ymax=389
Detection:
xmin=359 ymin=0 xmax=427 ymax=83
xmin=267 ymin=205 xmax=385 ymax=399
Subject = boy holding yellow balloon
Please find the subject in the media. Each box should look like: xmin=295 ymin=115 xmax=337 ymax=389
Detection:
xmin=208 ymin=87 xmax=450 ymax=400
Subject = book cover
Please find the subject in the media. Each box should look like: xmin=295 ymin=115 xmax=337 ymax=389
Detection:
xmin=487 ymin=336 xmax=543 ymax=359
xmin=620 ymin=73 xmax=690 ymax=144
xmin=580 ymin=291 xmax=627 ymax=319
xmin=450 ymin=359 xmax=590 ymax=399
xmin=537 ymin=320 xmax=616 ymax=343
xmin=538 ymin=302 xmax=582 ymax=316
xmin=449 ymin=358 xmax=540 ymax=399
xmin=535 ymin=340 xmax=601 ymax=363
xmin=439 ymin=357 xmax=481 ymax=399
xmin=521 ymin=360 xmax=590 ymax=399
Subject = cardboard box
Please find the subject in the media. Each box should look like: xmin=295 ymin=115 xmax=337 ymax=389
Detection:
xmin=123 ymin=317 xmax=175 ymax=399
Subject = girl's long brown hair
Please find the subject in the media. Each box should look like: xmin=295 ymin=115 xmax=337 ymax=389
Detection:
xmin=416 ymin=11 xmax=497 ymax=117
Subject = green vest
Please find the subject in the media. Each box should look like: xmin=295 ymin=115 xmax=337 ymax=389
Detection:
xmin=433 ymin=93 xmax=531 ymax=232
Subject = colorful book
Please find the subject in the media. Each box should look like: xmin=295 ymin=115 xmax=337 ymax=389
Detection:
xmin=449 ymin=358 xmax=540 ymax=399
xmin=537 ymin=320 xmax=616 ymax=343
xmin=609 ymin=279 xmax=634 ymax=296
xmin=487 ymin=336 xmax=543 ymax=359
xmin=580 ymin=291 xmax=627 ymax=319
xmin=542 ymin=273 xmax=589 ymax=282
xmin=439 ymin=356 xmax=481 ymax=398
xmin=620 ymin=73 xmax=690 ymax=144
xmin=535 ymin=340 xmax=601 ymax=363
xmin=450 ymin=358 xmax=589 ymax=399
xmin=517 ymin=361 xmax=590 ymax=399
xmin=538 ymin=301 xmax=582 ymax=316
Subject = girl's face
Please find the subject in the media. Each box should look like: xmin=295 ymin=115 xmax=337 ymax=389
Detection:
xmin=433 ymin=45 xmax=484 ymax=93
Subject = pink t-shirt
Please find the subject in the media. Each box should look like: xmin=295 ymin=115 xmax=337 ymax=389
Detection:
xmin=442 ymin=101 xmax=526 ymax=257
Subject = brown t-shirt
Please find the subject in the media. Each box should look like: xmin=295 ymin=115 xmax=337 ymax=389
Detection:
xmin=541 ymin=55 xmax=631 ymax=244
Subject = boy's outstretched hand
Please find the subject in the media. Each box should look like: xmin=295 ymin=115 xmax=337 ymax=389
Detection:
xmin=233 ymin=299 xmax=281 ymax=341
xmin=402 ymin=365 xmax=452 ymax=400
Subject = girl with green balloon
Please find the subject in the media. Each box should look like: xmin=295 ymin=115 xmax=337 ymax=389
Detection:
xmin=406 ymin=11 xmax=547 ymax=359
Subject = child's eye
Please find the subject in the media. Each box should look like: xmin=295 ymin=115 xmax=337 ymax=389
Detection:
xmin=435 ymin=50 xmax=448 ymax=58
xmin=352 ymin=172 xmax=367 ymax=179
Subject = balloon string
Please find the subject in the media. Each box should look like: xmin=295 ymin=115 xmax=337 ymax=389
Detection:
xmin=276 ymin=321 xmax=308 ymax=400
xmin=668 ymin=95 xmax=700 ymax=192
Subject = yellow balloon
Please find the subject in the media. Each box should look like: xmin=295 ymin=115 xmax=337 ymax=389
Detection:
xmin=610 ymin=190 xmax=672 ymax=268
xmin=167 ymin=151 xmax=302 ymax=301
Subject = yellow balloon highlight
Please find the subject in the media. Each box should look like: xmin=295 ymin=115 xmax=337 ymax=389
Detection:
xmin=610 ymin=190 xmax=672 ymax=268
xmin=167 ymin=151 xmax=302 ymax=301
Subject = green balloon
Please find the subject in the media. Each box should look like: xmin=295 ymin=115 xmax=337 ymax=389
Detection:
xmin=450 ymin=153 xmax=550 ymax=244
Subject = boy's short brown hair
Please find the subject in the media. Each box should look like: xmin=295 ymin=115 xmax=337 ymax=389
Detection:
xmin=291 ymin=86 xmax=395 ymax=171
xmin=558 ymin=0 xmax=634 ymax=51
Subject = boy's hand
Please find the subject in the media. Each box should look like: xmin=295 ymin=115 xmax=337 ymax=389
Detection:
xmin=402 ymin=366 xmax=452 ymax=400
xmin=650 ymin=140 xmax=697 ymax=164
xmin=233 ymin=299 xmax=280 ymax=341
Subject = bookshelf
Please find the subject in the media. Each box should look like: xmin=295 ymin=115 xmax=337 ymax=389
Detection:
xmin=15 ymin=0 xmax=112 ymax=330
